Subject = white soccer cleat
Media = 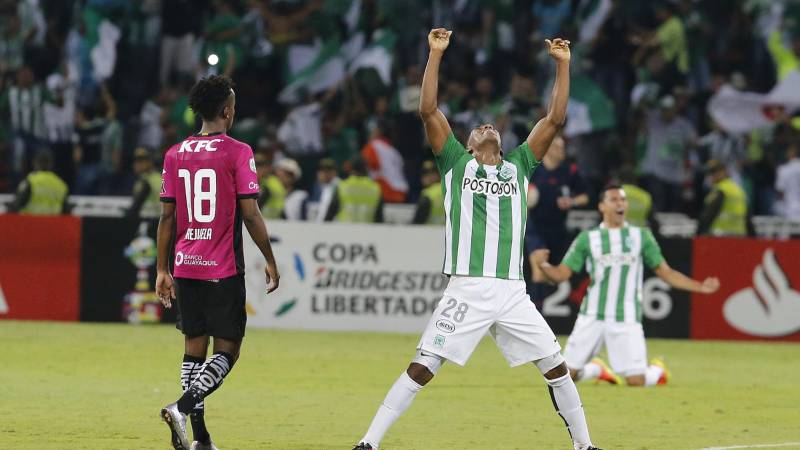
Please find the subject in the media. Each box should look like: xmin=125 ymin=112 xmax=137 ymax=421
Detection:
xmin=191 ymin=440 xmax=220 ymax=450
xmin=160 ymin=402 xmax=190 ymax=450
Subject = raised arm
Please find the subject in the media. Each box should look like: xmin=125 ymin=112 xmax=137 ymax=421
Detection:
xmin=419 ymin=28 xmax=453 ymax=155
xmin=527 ymin=38 xmax=571 ymax=161
xmin=654 ymin=261 xmax=720 ymax=294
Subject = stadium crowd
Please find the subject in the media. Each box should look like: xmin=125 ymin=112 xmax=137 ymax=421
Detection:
xmin=1 ymin=0 xmax=800 ymax=224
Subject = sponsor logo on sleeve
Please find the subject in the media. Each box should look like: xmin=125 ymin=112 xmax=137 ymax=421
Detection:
xmin=249 ymin=157 xmax=256 ymax=173
xmin=248 ymin=181 xmax=259 ymax=190
xmin=433 ymin=334 xmax=446 ymax=348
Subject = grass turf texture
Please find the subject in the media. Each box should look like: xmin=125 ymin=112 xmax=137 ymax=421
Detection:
xmin=2 ymin=321 xmax=798 ymax=449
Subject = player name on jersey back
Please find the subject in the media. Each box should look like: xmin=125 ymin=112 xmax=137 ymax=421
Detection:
xmin=160 ymin=133 xmax=260 ymax=280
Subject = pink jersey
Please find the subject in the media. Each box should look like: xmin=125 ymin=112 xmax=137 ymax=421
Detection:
xmin=160 ymin=133 xmax=259 ymax=280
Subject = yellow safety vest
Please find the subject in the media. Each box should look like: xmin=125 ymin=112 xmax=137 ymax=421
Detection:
xmin=622 ymin=183 xmax=652 ymax=228
xmin=139 ymin=171 xmax=163 ymax=217
xmin=336 ymin=175 xmax=381 ymax=223
xmin=422 ymin=183 xmax=446 ymax=225
xmin=20 ymin=171 xmax=68 ymax=215
xmin=260 ymin=175 xmax=286 ymax=219
xmin=706 ymin=178 xmax=747 ymax=236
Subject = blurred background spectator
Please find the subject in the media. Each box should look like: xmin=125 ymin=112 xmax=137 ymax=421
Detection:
xmin=0 ymin=0 xmax=799 ymax=231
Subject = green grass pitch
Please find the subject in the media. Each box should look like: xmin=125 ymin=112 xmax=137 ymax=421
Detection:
xmin=2 ymin=321 xmax=798 ymax=449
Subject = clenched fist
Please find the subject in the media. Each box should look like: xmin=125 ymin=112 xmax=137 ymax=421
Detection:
xmin=545 ymin=38 xmax=571 ymax=62
xmin=428 ymin=28 xmax=452 ymax=52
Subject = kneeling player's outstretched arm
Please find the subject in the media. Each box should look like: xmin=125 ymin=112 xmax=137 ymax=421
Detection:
xmin=240 ymin=198 xmax=280 ymax=293
xmin=420 ymin=28 xmax=453 ymax=155
xmin=527 ymin=38 xmax=571 ymax=162
xmin=654 ymin=262 xmax=720 ymax=294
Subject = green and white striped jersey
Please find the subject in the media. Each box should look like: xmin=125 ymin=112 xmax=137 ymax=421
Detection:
xmin=563 ymin=224 xmax=665 ymax=323
xmin=435 ymin=133 xmax=539 ymax=280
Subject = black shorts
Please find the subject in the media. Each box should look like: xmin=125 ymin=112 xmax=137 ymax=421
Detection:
xmin=174 ymin=274 xmax=247 ymax=341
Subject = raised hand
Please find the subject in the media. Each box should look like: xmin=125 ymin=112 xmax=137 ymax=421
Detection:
xmin=428 ymin=28 xmax=452 ymax=52
xmin=545 ymin=38 xmax=571 ymax=62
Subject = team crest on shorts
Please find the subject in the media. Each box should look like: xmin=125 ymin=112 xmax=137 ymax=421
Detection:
xmin=433 ymin=334 xmax=446 ymax=349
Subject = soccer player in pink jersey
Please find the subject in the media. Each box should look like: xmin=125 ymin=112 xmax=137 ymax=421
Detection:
xmin=156 ymin=75 xmax=280 ymax=450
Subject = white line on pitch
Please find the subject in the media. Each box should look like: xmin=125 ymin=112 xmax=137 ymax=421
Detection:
xmin=700 ymin=443 xmax=800 ymax=450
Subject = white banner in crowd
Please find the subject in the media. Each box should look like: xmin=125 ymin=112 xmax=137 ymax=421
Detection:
xmin=243 ymin=221 xmax=448 ymax=333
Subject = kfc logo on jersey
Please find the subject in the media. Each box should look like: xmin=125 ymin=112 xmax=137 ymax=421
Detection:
xmin=178 ymin=139 xmax=224 ymax=153
xmin=723 ymin=249 xmax=800 ymax=337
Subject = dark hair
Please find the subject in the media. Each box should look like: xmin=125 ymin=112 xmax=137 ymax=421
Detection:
xmin=188 ymin=75 xmax=234 ymax=122
xmin=600 ymin=183 xmax=623 ymax=201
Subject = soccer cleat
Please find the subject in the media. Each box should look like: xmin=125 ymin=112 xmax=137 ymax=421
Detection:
xmin=161 ymin=402 xmax=191 ymax=450
xmin=650 ymin=358 xmax=670 ymax=385
xmin=190 ymin=441 xmax=219 ymax=450
xmin=590 ymin=358 xmax=621 ymax=385
xmin=353 ymin=443 xmax=375 ymax=450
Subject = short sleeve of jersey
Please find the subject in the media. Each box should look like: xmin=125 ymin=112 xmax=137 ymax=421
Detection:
xmin=234 ymin=145 xmax=259 ymax=198
xmin=434 ymin=133 xmax=468 ymax=175
xmin=505 ymin=141 xmax=540 ymax=175
xmin=563 ymin=230 xmax=589 ymax=273
xmin=642 ymin=228 xmax=665 ymax=269
xmin=159 ymin=150 xmax=175 ymax=202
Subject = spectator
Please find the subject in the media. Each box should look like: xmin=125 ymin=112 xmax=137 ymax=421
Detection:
xmin=257 ymin=153 xmax=285 ymax=219
xmin=160 ymin=0 xmax=204 ymax=86
xmin=274 ymin=158 xmax=307 ymax=220
xmin=697 ymin=159 xmax=752 ymax=236
xmin=73 ymin=83 xmax=118 ymax=194
xmin=361 ymin=121 xmax=408 ymax=203
xmin=42 ymin=73 xmax=76 ymax=187
xmin=525 ymin=136 xmax=588 ymax=301
xmin=325 ymin=158 xmax=383 ymax=223
xmin=775 ymin=143 xmax=800 ymax=221
xmin=2 ymin=64 xmax=46 ymax=177
xmin=698 ymin=119 xmax=747 ymax=185
xmin=8 ymin=149 xmax=68 ymax=215
xmin=0 ymin=15 xmax=24 ymax=74
xmin=617 ymin=166 xmax=659 ymax=232
xmin=412 ymin=160 xmax=444 ymax=225
xmin=310 ymin=157 xmax=340 ymax=222
xmin=639 ymin=95 xmax=696 ymax=212
xmin=125 ymin=147 xmax=162 ymax=218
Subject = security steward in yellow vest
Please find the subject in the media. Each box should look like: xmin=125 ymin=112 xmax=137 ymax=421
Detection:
xmin=126 ymin=147 xmax=163 ymax=218
xmin=698 ymin=159 xmax=753 ymax=236
xmin=412 ymin=160 xmax=445 ymax=225
xmin=617 ymin=166 xmax=659 ymax=232
xmin=8 ymin=150 xmax=69 ymax=215
xmin=325 ymin=158 xmax=383 ymax=223
xmin=254 ymin=153 xmax=288 ymax=219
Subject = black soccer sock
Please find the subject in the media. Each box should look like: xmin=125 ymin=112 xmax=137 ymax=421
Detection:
xmin=182 ymin=355 xmax=211 ymax=443
xmin=190 ymin=412 xmax=210 ymax=444
xmin=177 ymin=352 xmax=235 ymax=414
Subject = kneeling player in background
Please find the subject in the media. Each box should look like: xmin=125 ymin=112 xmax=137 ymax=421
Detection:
xmin=156 ymin=75 xmax=280 ymax=450
xmin=532 ymin=185 xmax=720 ymax=387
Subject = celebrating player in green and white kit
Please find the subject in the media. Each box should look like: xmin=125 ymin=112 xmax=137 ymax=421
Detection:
xmin=354 ymin=29 xmax=603 ymax=450
xmin=533 ymin=185 xmax=720 ymax=387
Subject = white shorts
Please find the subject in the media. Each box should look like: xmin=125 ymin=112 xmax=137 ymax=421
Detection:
xmin=417 ymin=276 xmax=561 ymax=367
xmin=563 ymin=315 xmax=648 ymax=376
